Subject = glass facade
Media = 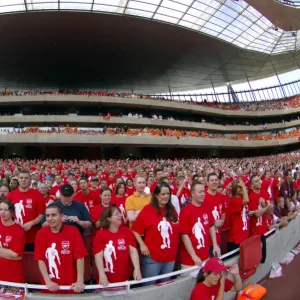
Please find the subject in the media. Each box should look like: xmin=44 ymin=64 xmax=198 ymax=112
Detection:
xmin=0 ymin=0 xmax=299 ymax=54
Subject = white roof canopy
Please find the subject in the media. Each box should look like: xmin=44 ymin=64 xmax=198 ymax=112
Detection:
xmin=1 ymin=0 xmax=299 ymax=54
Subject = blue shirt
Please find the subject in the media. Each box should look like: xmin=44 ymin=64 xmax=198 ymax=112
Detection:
xmin=42 ymin=200 xmax=91 ymax=235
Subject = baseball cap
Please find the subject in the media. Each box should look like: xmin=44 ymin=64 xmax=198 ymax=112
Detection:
xmin=60 ymin=184 xmax=74 ymax=197
xmin=68 ymin=172 xmax=75 ymax=176
xmin=90 ymin=177 xmax=99 ymax=182
xmin=203 ymin=258 xmax=229 ymax=273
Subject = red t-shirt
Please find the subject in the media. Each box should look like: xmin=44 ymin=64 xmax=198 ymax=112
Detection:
xmin=90 ymin=204 xmax=107 ymax=225
xmin=0 ymin=221 xmax=25 ymax=283
xmin=50 ymin=185 xmax=62 ymax=197
xmin=150 ymin=181 xmax=158 ymax=194
xmin=126 ymin=186 xmax=135 ymax=197
xmin=272 ymin=178 xmax=280 ymax=202
xmin=73 ymin=190 xmax=100 ymax=211
xmin=132 ymin=204 xmax=179 ymax=262
xmin=93 ymin=227 xmax=136 ymax=283
xmin=175 ymin=187 xmax=191 ymax=208
xmin=190 ymin=279 xmax=233 ymax=300
xmin=228 ymin=197 xmax=249 ymax=244
xmin=111 ymin=195 xmax=128 ymax=226
xmin=34 ymin=225 xmax=88 ymax=287
xmin=179 ymin=202 xmax=214 ymax=265
xmin=7 ymin=188 xmax=45 ymax=244
xmin=44 ymin=195 xmax=55 ymax=207
xmin=261 ymin=179 xmax=272 ymax=199
xmin=221 ymin=194 xmax=230 ymax=230
xmin=248 ymin=190 xmax=270 ymax=236
xmin=205 ymin=192 xmax=225 ymax=245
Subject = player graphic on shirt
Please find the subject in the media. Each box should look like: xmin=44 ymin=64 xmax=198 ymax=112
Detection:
xmin=256 ymin=204 xmax=262 ymax=226
xmin=180 ymin=195 xmax=186 ymax=205
xmin=212 ymin=206 xmax=220 ymax=233
xmin=192 ymin=217 xmax=206 ymax=249
xmin=45 ymin=243 xmax=61 ymax=279
xmin=242 ymin=206 xmax=248 ymax=230
xmin=84 ymin=202 xmax=90 ymax=213
xmin=119 ymin=204 xmax=127 ymax=223
xmin=15 ymin=200 xmax=25 ymax=225
xmin=157 ymin=217 xmax=173 ymax=249
xmin=104 ymin=240 xmax=116 ymax=273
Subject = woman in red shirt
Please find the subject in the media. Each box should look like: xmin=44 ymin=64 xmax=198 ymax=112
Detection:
xmin=0 ymin=199 xmax=25 ymax=283
xmin=132 ymin=182 xmax=179 ymax=285
xmin=125 ymin=178 xmax=135 ymax=196
xmin=111 ymin=182 xmax=128 ymax=226
xmin=190 ymin=257 xmax=242 ymax=300
xmin=93 ymin=205 xmax=142 ymax=286
xmin=228 ymin=179 xmax=250 ymax=251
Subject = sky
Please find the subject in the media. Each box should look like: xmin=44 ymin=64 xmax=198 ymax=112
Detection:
xmin=163 ymin=69 xmax=300 ymax=102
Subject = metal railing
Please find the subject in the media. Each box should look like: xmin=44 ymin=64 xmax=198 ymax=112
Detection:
xmin=0 ymin=227 xmax=277 ymax=296
xmin=151 ymin=79 xmax=300 ymax=103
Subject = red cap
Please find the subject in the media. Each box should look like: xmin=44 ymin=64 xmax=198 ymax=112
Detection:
xmin=203 ymin=258 xmax=229 ymax=273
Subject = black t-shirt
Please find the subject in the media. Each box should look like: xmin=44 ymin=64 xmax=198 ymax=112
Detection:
xmin=41 ymin=200 xmax=91 ymax=235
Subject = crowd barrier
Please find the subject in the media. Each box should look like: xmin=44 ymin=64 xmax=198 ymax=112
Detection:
xmin=1 ymin=216 xmax=299 ymax=299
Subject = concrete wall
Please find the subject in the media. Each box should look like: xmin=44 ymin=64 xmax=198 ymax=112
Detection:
xmin=1 ymin=95 xmax=300 ymax=118
xmin=1 ymin=115 xmax=299 ymax=133
xmin=0 ymin=133 xmax=298 ymax=149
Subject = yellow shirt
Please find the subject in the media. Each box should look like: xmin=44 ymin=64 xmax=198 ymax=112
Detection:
xmin=125 ymin=192 xmax=151 ymax=227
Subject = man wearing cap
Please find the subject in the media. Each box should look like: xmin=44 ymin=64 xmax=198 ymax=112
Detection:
xmin=190 ymin=258 xmax=242 ymax=300
xmin=42 ymin=184 xmax=92 ymax=236
xmin=90 ymin=177 xmax=100 ymax=193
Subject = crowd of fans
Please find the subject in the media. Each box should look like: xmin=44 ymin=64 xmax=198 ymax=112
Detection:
xmin=0 ymin=151 xmax=299 ymax=297
xmin=1 ymin=89 xmax=300 ymax=112
xmin=2 ymin=125 xmax=300 ymax=142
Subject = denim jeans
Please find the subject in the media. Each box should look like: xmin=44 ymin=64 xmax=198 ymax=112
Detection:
xmin=141 ymin=255 xmax=175 ymax=286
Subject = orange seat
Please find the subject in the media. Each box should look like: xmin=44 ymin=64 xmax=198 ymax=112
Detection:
xmin=239 ymin=235 xmax=262 ymax=281
xmin=23 ymin=251 xmax=41 ymax=284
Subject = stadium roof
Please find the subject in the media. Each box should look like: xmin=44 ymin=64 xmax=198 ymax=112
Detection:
xmin=2 ymin=0 xmax=300 ymax=54
xmin=0 ymin=1 xmax=300 ymax=93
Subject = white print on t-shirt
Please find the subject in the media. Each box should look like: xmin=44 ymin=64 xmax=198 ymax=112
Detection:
xmin=25 ymin=198 xmax=32 ymax=209
xmin=242 ymin=206 xmax=248 ymax=230
xmin=0 ymin=235 xmax=2 ymax=247
xmin=89 ymin=200 xmax=94 ymax=208
xmin=55 ymin=190 xmax=61 ymax=199
xmin=256 ymin=204 xmax=262 ymax=226
xmin=84 ymin=202 xmax=90 ymax=213
xmin=157 ymin=217 xmax=173 ymax=249
xmin=119 ymin=204 xmax=127 ymax=223
xmin=46 ymin=199 xmax=54 ymax=207
xmin=192 ymin=217 xmax=206 ymax=249
xmin=212 ymin=206 xmax=220 ymax=233
xmin=180 ymin=195 xmax=186 ymax=205
xmin=61 ymin=241 xmax=70 ymax=255
xmin=117 ymin=239 xmax=126 ymax=251
xmin=45 ymin=243 xmax=61 ymax=279
xmin=3 ymin=236 xmax=12 ymax=247
xmin=15 ymin=200 xmax=25 ymax=225
xmin=104 ymin=240 xmax=116 ymax=273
